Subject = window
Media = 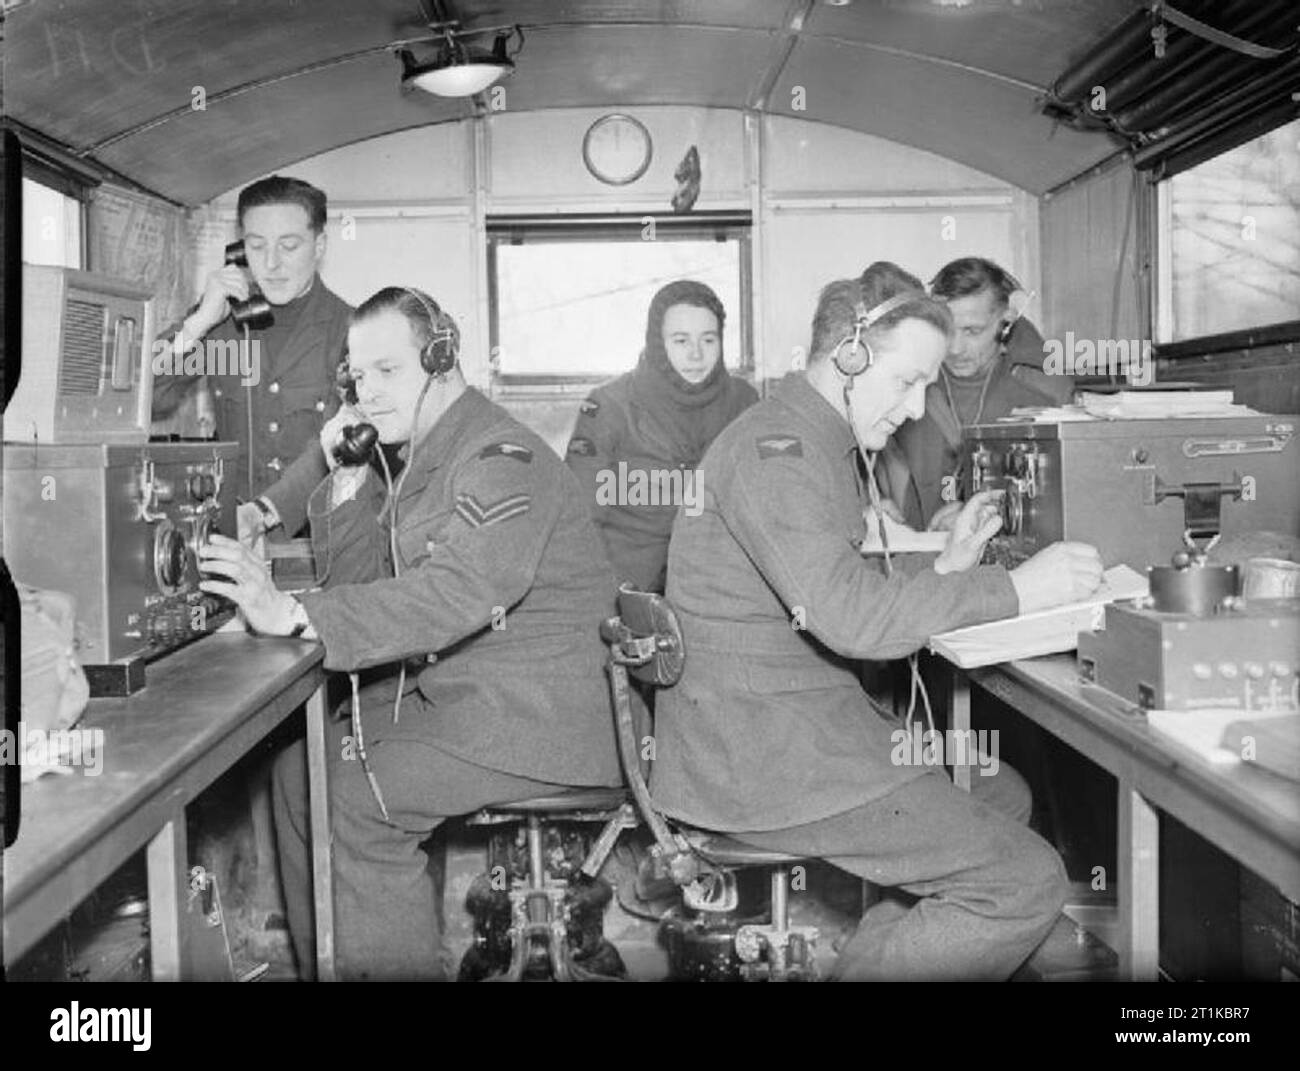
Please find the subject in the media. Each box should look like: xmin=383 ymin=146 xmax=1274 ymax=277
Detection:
xmin=1158 ymin=118 xmax=1300 ymax=345
xmin=488 ymin=215 xmax=750 ymax=385
xmin=22 ymin=176 xmax=83 ymax=269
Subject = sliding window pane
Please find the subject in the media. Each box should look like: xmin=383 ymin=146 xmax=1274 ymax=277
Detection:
xmin=1166 ymin=119 xmax=1300 ymax=341
xmin=494 ymin=238 xmax=743 ymax=377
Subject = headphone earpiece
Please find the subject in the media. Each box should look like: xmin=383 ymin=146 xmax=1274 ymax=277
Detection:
xmin=831 ymin=291 xmax=915 ymax=378
xmin=833 ymin=301 xmax=875 ymax=378
xmin=401 ymin=287 xmax=459 ymax=377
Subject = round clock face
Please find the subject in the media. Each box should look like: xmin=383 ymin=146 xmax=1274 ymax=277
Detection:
xmin=582 ymin=114 xmax=653 ymax=186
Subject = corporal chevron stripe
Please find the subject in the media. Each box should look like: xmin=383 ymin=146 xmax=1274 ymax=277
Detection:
xmin=454 ymin=492 xmax=531 ymax=529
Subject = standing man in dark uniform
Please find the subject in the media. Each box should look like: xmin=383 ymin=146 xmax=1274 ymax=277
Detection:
xmin=652 ymin=264 xmax=1102 ymax=980
xmin=199 ymin=287 xmax=623 ymax=981
xmin=152 ymin=175 xmax=352 ymax=538
xmin=888 ymin=257 xmax=1073 ymax=530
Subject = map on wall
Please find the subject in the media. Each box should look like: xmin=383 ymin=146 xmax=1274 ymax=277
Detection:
xmin=88 ymin=185 xmax=189 ymax=328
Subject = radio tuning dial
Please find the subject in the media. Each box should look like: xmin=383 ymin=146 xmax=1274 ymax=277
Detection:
xmin=189 ymin=473 xmax=217 ymax=501
xmin=153 ymin=520 xmax=189 ymax=595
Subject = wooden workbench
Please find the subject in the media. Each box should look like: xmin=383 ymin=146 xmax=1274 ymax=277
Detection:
xmin=949 ymin=654 xmax=1300 ymax=980
xmin=3 ymin=632 xmax=333 ymax=980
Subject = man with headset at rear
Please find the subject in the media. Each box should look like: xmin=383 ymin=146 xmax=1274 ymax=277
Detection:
xmin=885 ymin=257 xmax=1074 ymax=531
xmin=198 ymin=286 xmax=623 ymax=981
xmin=651 ymin=262 xmax=1103 ymax=980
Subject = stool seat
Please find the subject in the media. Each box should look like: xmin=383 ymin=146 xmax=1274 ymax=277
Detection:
xmin=681 ymin=828 xmax=810 ymax=867
xmin=476 ymin=786 xmax=629 ymax=815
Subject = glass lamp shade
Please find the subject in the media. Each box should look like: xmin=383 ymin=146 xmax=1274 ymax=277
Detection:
xmin=405 ymin=60 xmax=510 ymax=97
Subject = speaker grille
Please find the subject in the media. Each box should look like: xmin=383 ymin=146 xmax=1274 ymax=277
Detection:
xmin=60 ymin=298 xmax=105 ymax=394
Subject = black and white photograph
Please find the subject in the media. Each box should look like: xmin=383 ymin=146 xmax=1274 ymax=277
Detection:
xmin=0 ymin=0 xmax=1297 ymax=1043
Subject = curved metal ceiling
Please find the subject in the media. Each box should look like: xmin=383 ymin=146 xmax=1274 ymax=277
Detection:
xmin=3 ymin=0 xmax=1139 ymax=204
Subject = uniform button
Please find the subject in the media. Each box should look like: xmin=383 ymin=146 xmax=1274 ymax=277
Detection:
xmin=267 ymin=457 xmax=283 ymax=472
xmin=268 ymin=421 xmax=279 ymax=434
xmin=315 ymin=400 xmax=326 ymax=412
xmin=214 ymin=388 xmax=223 ymax=398
xmin=268 ymin=381 xmax=280 ymax=394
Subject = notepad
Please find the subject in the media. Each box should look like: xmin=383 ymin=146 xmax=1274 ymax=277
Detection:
xmin=928 ymin=565 xmax=1148 ymax=669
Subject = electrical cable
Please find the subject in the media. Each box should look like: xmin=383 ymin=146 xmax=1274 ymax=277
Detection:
xmin=346 ymin=364 xmax=436 ymax=818
xmin=844 ymin=376 xmax=936 ymax=740
xmin=242 ymin=323 xmax=255 ymax=501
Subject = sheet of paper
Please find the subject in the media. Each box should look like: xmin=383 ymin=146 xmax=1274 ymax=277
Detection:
xmin=928 ymin=565 xmax=1148 ymax=669
xmin=1147 ymin=708 xmax=1298 ymax=770
xmin=857 ymin=511 xmax=948 ymax=556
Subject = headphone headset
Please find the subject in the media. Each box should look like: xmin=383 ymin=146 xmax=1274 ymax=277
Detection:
xmin=401 ymin=287 xmax=459 ymax=377
xmin=832 ymin=291 xmax=916 ymax=377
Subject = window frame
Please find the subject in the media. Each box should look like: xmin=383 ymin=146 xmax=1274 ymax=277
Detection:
xmin=485 ymin=211 xmax=753 ymax=395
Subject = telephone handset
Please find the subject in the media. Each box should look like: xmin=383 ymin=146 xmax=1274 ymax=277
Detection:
xmin=223 ymin=240 xmax=275 ymax=330
xmin=333 ymin=359 xmax=379 ymax=467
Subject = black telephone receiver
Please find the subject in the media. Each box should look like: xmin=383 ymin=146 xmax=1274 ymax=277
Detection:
xmin=223 ymin=240 xmax=275 ymax=330
xmin=333 ymin=358 xmax=379 ymax=467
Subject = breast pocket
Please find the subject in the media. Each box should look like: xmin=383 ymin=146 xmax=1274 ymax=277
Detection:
xmin=394 ymin=507 xmax=456 ymax=571
xmin=274 ymin=384 xmax=333 ymax=458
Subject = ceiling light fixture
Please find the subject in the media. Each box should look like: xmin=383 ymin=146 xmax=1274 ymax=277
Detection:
xmin=398 ymin=30 xmax=518 ymax=98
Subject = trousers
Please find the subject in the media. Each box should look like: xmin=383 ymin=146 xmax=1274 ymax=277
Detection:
xmin=733 ymin=760 xmax=1066 ymax=981
xmin=271 ymin=709 xmax=566 ymax=981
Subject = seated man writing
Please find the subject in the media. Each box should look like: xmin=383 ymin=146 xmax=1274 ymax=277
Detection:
xmin=651 ymin=262 xmax=1102 ymax=981
xmin=199 ymin=286 xmax=623 ymax=980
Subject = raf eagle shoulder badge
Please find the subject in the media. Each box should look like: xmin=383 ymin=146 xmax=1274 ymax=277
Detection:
xmin=479 ymin=441 xmax=533 ymax=463
xmin=756 ymin=434 xmax=803 ymax=459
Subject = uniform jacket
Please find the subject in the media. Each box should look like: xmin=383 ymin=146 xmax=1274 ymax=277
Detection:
xmin=565 ymin=367 xmax=757 ymax=592
xmin=290 ymin=387 xmax=623 ymax=790
xmin=891 ymin=319 xmax=1074 ymax=526
xmin=152 ymin=276 xmax=352 ymax=519
xmin=651 ymin=372 xmax=1019 ymax=832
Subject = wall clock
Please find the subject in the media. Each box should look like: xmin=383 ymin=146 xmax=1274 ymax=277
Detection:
xmin=582 ymin=114 xmax=653 ymax=186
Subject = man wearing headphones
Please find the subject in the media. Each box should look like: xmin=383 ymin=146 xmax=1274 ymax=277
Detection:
xmin=651 ymin=263 xmax=1102 ymax=980
xmin=887 ymin=257 xmax=1074 ymax=530
xmin=199 ymin=287 xmax=623 ymax=980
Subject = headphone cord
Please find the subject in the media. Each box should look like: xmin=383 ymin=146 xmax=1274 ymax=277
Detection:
xmin=940 ymin=361 xmax=996 ymax=497
xmin=384 ymin=372 xmax=434 ymax=729
xmin=347 ymin=371 xmax=437 ymax=822
xmin=844 ymin=379 xmax=936 ymax=741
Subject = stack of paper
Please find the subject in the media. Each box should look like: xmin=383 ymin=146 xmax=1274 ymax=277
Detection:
xmin=1079 ymin=390 xmax=1250 ymax=419
xmin=928 ymin=565 xmax=1148 ymax=669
